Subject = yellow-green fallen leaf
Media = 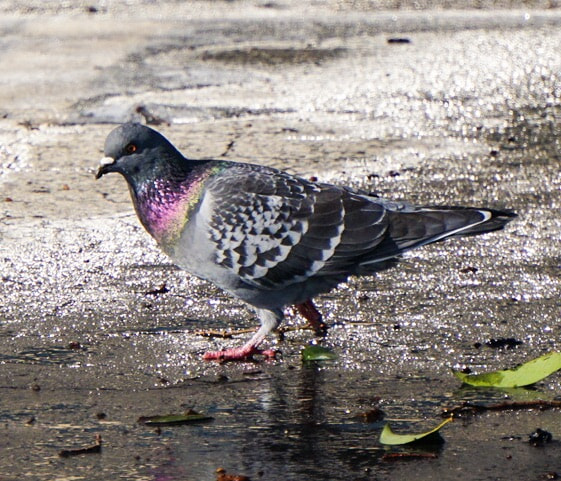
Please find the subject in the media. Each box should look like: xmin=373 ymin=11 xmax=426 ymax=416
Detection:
xmin=453 ymin=352 xmax=561 ymax=388
xmin=379 ymin=417 xmax=452 ymax=446
xmin=138 ymin=410 xmax=213 ymax=426
xmin=301 ymin=345 xmax=337 ymax=361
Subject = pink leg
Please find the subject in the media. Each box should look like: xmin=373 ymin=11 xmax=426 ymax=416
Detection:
xmin=203 ymin=308 xmax=281 ymax=362
xmin=294 ymin=299 xmax=326 ymax=334
xmin=203 ymin=344 xmax=276 ymax=362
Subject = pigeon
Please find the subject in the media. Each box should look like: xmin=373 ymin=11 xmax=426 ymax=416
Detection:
xmin=96 ymin=123 xmax=515 ymax=361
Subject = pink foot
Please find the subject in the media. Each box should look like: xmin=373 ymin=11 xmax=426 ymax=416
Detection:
xmin=203 ymin=345 xmax=277 ymax=362
xmin=294 ymin=299 xmax=327 ymax=334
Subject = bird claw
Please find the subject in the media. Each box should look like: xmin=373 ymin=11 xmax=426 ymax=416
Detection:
xmin=203 ymin=346 xmax=277 ymax=362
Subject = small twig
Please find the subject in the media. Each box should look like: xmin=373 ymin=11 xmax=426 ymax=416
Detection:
xmin=143 ymin=283 xmax=169 ymax=296
xmin=382 ymin=452 xmax=438 ymax=461
xmin=135 ymin=105 xmax=170 ymax=126
xmin=220 ymin=140 xmax=236 ymax=157
xmin=340 ymin=321 xmax=379 ymax=327
xmin=193 ymin=328 xmax=255 ymax=339
xmin=279 ymin=325 xmax=316 ymax=334
xmin=193 ymin=324 xmax=316 ymax=339
xmin=443 ymin=400 xmax=561 ymax=418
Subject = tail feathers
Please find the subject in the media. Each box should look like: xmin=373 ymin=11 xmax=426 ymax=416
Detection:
xmin=446 ymin=207 xmax=517 ymax=236
xmin=358 ymin=206 xmax=516 ymax=269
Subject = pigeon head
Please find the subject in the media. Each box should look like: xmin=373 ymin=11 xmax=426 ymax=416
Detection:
xmin=95 ymin=122 xmax=218 ymax=248
xmin=96 ymin=123 xmax=186 ymax=184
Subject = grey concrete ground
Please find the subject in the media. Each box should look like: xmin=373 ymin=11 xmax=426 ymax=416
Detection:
xmin=1 ymin=1 xmax=561 ymax=480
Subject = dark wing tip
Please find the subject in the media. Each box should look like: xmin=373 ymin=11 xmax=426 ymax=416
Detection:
xmin=485 ymin=207 xmax=517 ymax=225
xmin=459 ymin=207 xmax=517 ymax=236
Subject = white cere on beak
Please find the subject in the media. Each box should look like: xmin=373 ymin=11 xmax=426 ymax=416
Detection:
xmin=99 ymin=156 xmax=115 ymax=166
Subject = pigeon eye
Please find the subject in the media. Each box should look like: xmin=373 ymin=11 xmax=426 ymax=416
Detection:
xmin=125 ymin=143 xmax=137 ymax=154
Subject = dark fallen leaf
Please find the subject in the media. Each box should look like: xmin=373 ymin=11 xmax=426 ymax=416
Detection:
xmin=529 ymin=428 xmax=552 ymax=447
xmin=59 ymin=434 xmax=102 ymax=458
xmin=138 ymin=409 xmax=213 ymax=426
xmin=354 ymin=408 xmax=385 ymax=423
xmin=387 ymin=37 xmax=411 ymax=44
xmin=485 ymin=338 xmax=523 ymax=349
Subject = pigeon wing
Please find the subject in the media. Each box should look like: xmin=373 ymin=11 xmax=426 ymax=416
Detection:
xmin=202 ymin=164 xmax=389 ymax=289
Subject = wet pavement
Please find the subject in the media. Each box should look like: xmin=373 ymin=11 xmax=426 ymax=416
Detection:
xmin=1 ymin=1 xmax=561 ymax=480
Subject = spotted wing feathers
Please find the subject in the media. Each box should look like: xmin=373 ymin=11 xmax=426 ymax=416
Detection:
xmin=204 ymin=165 xmax=388 ymax=289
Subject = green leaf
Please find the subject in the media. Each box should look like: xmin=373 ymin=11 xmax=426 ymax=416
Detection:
xmin=453 ymin=352 xmax=561 ymax=388
xmin=380 ymin=417 xmax=452 ymax=446
xmin=301 ymin=345 xmax=337 ymax=361
xmin=138 ymin=410 xmax=213 ymax=426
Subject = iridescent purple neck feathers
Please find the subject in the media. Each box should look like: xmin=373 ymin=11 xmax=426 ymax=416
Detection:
xmin=132 ymin=165 xmax=219 ymax=250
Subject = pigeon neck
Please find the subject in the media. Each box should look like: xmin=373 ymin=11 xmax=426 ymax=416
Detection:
xmin=132 ymin=162 xmax=220 ymax=250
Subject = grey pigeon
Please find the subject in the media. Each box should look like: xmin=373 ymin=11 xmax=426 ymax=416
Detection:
xmin=96 ymin=123 xmax=515 ymax=361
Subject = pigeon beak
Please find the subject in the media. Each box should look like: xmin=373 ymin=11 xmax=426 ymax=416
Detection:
xmin=95 ymin=156 xmax=116 ymax=179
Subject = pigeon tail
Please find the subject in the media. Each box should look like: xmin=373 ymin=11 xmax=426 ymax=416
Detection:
xmin=445 ymin=207 xmax=517 ymax=236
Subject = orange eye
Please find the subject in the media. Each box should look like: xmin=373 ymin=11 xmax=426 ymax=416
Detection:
xmin=125 ymin=143 xmax=137 ymax=154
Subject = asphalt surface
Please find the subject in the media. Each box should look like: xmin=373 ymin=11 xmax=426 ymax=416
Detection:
xmin=1 ymin=2 xmax=561 ymax=480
